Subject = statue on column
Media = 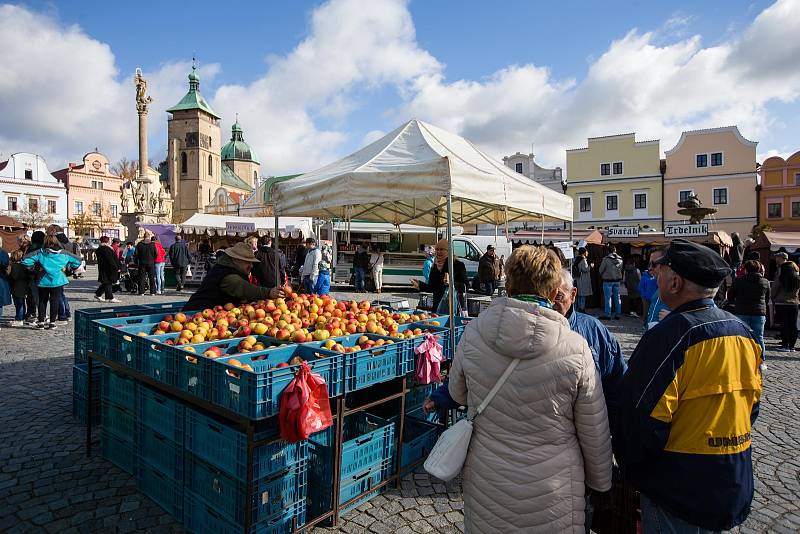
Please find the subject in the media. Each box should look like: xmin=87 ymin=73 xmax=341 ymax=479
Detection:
xmin=134 ymin=69 xmax=153 ymax=115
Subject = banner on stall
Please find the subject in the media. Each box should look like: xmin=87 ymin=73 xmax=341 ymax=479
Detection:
xmin=226 ymin=221 xmax=256 ymax=234
xmin=607 ymin=226 xmax=639 ymax=238
xmin=664 ymin=223 xmax=708 ymax=237
xmin=371 ymin=233 xmax=390 ymax=243
xmin=554 ymin=241 xmax=574 ymax=260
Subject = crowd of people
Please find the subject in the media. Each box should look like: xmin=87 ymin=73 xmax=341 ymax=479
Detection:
xmin=424 ymin=240 xmax=762 ymax=533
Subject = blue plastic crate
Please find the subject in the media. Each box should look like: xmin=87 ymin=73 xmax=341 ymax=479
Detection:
xmin=72 ymin=362 xmax=102 ymax=399
xmin=185 ymin=408 xmax=307 ymax=482
xmin=136 ymin=458 xmax=183 ymax=522
xmin=308 ymin=458 xmax=392 ymax=518
xmin=136 ymin=385 xmax=185 ymax=442
xmin=101 ymin=428 xmax=135 ymax=474
xmin=396 ymin=417 xmax=438 ymax=475
xmin=185 ymin=455 xmax=307 ymax=526
xmin=72 ymin=395 xmax=101 ymax=425
xmin=309 ymin=412 xmax=395 ymax=480
xmin=102 ymin=399 xmax=135 ymax=439
xmin=417 ymin=315 xmax=471 ymax=354
xmin=305 ymin=333 xmax=408 ymax=392
xmin=102 ymin=366 xmax=136 ymax=409
xmin=404 ymin=383 xmax=435 ymax=413
xmin=213 ymin=344 xmax=343 ymax=419
xmin=75 ymin=303 xmax=160 ymax=362
xmin=139 ymin=335 xmax=182 ymax=386
xmin=405 ymin=406 xmax=438 ymax=423
xmin=184 ymin=491 xmax=306 ymax=534
xmin=137 ymin=423 xmax=183 ymax=480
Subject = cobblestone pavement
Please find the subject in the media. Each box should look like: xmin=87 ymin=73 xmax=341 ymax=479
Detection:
xmin=0 ymin=268 xmax=798 ymax=533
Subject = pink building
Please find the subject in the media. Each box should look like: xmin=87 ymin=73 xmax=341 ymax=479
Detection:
xmin=53 ymin=152 xmax=126 ymax=239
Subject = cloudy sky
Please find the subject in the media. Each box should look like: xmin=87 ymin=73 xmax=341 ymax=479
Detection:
xmin=0 ymin=0 xmax=798 ymax=177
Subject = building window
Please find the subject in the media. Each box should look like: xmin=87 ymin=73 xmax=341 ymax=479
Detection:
xmin=606 ymin=195 xmax=618 ymax=211
xmin=24 ymin=169 xmax=33 ymax=180
xmin=600 ymin=163 xmax=611 ymax=176
xmin=713 ymin=188 xmax=728 ymax=205
xmin=679 ymin=190 xmax=694 ymax=203
xmin=47 ymin=200 xmax=57 ymax=214
xmin=768 ymin=202 xmax=782 ymax=218
xmin=111 ymin=204 xmax=118 ymax=217
xmin=91 ymin=180 xmax=103 ymax=190
xmin=253 ymin=170 xmax=258 ymax=183
xmin=613 ymin=162 xmax=623 ymax=175
xmin=710 ymin=152 xmax=723 ymax=166
xmin=92 ymin=202 xmax=102 ymax=216
xmin=28 ymin=198 xmax=38 ymax=212
xmin=696 ymin=154 xmax=708 ymax=168
xmin=181 ymin=152 xmax=187 ymax=174
xmin=7 ymin=197 xmax=17 ymax=211
xmin=75 ymin=201 xmax=83 ymax=214
xmin=792 ymin=202 xmax=800 ymax=218
xmin=208 ymin=155 xmax=213 ymax=176
xmin=579 ymin=197 xmax=591 ymax=213
xmin=795 ymin=173 xmax=800 ymax=186
xmin=515 ymin=162 xmax=523 ymax=174
xmin=634 ymin=193 xmax=647 ymax=209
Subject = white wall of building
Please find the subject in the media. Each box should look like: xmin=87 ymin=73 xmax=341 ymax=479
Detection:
xmin=0 ymin=152 xmax=68 ymax=228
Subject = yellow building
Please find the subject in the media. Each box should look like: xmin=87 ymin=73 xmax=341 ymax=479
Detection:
xmin=663 ymin=126 xmax=758 ymax=237
xmin=566 ymin=133 xmax=662 ymax=231
xmin=759 ymin=150 xmax=800 ymax=231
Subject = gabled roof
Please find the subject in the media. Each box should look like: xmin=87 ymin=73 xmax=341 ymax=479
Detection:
xmin=221 ymin=165 xmax=253 ymax=192
xmin=665 ymin=126 xmax=757 ymax=156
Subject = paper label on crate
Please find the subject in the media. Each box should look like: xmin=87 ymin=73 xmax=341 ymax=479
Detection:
xmin=261 ymin=491 xmax=269 ymax=505
xmin=229 ymin=383 xmax=240 ymax=394
xmin=189 ymin=376 xmax=198 ymax=387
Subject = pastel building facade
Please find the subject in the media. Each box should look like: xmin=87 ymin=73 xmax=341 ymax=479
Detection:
xmin=759 ymin=150 xmax=800 ymax=231
xmin=566 ymin=133 xmax=662 ymax=231
xmin=53 ymin=151 xmax=126 ymax=239
xmin=663 ymin=126 xmax=758 ymax=237
xmin=0 ymin=152 xmax=68 ymax=229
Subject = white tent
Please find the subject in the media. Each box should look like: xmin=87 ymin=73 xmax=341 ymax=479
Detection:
xmin=273 ymin=119 xmax=572 ymax=226
xmin=176 ymin=213 xmax=314 ymax=239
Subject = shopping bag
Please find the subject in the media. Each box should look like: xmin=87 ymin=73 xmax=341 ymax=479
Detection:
xmin=414 ymin=333 xmax=443 ymax=385
xmin=436 ymin=287 xmax=464 ymax=316
xmin=423 ymin=418 xmax=473 ymax=481
xmin=279 ymin=361 xmax=333 ymax=442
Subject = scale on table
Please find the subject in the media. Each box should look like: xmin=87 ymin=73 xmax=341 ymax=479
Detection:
xmin=466 ymin=293 xmax=492 ymax=317
xmin=372 ymin=296 xmax=411 ymax=310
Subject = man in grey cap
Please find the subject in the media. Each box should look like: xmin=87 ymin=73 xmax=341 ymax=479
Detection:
xmin=618 ymin=239 xmax=762 ymax=533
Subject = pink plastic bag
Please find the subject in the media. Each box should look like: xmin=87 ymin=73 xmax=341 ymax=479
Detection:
xmin=414 ymin=333 xmax=444 ymax=385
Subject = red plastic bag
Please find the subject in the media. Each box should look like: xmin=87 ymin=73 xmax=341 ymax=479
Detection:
xmin=414 ymin=333 xmax=444 ymax=385
xmin=279 ymin=361 xmax=333 ymax=442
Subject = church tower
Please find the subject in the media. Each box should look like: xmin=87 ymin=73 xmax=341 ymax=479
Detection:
xmin=166 ymin=62 xmax=222 ymax=222
xmin=221 ymin=119 xmax=260 ymax=189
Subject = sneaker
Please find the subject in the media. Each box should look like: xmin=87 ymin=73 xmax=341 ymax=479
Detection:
xmin=775 ymin=347 xmax=791 ymax=352
xmin=107 ymin=298 xmax=122 ymax=303
xmin=25 ymin=318 xmax=37 ymax=325
xmin=36 ymin=322 xmax=46 ymax=329
xmin=56 ymin=318 xmax=69 ymax=323
xmin=628 ymin=312 xmax=639 ymax=318
xmin=11 ymin=321 xmax=23 ymax=327
xmin=46 ymin=323 xmax=57 ymax=330
xmin=760 ymin=363 xmax=768 ymax=372
xmin=94 ymin=295 xmax=105 ymax=302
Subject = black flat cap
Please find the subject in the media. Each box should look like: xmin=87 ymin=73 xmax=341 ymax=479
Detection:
xmin=654 ymin=239 xmax=731 ymax=288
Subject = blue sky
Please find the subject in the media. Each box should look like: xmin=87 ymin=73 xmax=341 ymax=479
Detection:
xmin=1 ymin=0 xmax=798 ymax=175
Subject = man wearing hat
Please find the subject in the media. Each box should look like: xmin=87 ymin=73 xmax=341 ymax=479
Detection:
xmin=183 ymin=241 xmax=284 ymax=311
xmin=478 ymin=244 xmax=497 ymax=296
xmin=617 ymin=239 xmax=762 ymax=533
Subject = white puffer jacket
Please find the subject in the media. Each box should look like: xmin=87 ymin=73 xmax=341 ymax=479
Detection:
xmin=449 ymin=297 xmax=613 ymax=533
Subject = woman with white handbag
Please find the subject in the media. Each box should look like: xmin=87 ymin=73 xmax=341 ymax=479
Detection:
xmin=427 ymin=245 xmax=612 ymax=533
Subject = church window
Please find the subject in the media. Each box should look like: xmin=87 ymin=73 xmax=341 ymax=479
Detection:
xmin=208 ymin=155 xmax=213 ymax=176
xmin=254 ymin=171 xmax=257 ymax=183
xmin=181 ymin=152 xmax=187 ymax=174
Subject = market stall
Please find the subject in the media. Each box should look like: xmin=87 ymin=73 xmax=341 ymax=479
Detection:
xmin=752 ymin=231 xmax=800 ymax=278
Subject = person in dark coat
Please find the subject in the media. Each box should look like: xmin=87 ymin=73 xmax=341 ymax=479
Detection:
xmin=252 ymin=238 xmax=285 ymax=289
xmin=94 ymin=236 xmax=121 ymax=302
xmin=168 ymin=235 xmax=191 ymax=291
xmin=292 ymin=245 xmax=308 ymax=280
xmin=411 ymin=239 xmax=468 ymax=312
xmin=353 ymin=245 xmax=370 ymax=292
xmin=728 ymin=259 xmax=770 ymax=357
xmin=135 ymin=235 xmax=156 ymax=295
xmin=23 ymin=232 xmax=44 ymax=324
xmin=477 ymin=245 xmax=498 ymax=296
xmin=8 ymin=249 xmax=30 ymax=326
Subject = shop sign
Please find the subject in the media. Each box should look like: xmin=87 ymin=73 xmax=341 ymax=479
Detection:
xmin=226 ymin=221 xmax=256 ymax=233
xmin=371 ymin=233 xmax=390 ymax=243
xmin=664 ymin=224 xmax=708 ymax=237
xmin=607 ymin=226 xmax=639 ymax=238
xmin=554 ymin=241 xmax=574 ymax=260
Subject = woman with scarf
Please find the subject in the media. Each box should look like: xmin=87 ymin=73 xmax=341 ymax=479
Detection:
xmin=411 ymin=239 xmax=468 ymax=313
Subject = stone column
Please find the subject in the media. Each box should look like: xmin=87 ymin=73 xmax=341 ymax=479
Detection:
xmin=138 ymin=109 xmax=148 ymax=182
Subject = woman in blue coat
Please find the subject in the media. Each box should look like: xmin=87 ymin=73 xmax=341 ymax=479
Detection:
xmin=21 ymin=235 xmax=81 ymax=329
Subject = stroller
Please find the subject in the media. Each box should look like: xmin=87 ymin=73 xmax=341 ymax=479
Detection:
xmin=120 ymin=262 xmax=149 ymax=294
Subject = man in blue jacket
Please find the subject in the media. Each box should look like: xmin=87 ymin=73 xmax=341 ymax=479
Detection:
xmin=639 ymin=247 xmax=670 ymax=330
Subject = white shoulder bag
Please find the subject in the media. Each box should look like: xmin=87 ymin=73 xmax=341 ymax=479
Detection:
xmin=424 ymin=358 xmax=520 ymax=481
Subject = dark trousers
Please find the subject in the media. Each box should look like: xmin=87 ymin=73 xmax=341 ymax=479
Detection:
xmin=481 ymin=280 xmax=496 ymax=296
xmin=96 ymin=283 xmax=114 ymax=300
xmin=13 ymin=296 xmax=26 ymax=321
xmin=26 ymin=284 xmax=38 ymax=321
xmin=37 ymin=285 xmax=64 ymax=324
xmin=777 ymin=304 xmax=799 ymax=349
xmin=139 ymin=264 xmax=155 ymax=295
xmin=174 ymin=266 xmax=187 ymax=290
xmin=58 ymin=291 xmax=70 ymax=320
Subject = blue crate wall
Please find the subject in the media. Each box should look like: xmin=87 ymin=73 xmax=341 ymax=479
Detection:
xmin=101 ymin=428 xmax=135 ymax=475
xmin=136 ymin=458 xmax=184 ymax=521
xmin=309 ymin=412 xmax=395 ymax=480
xmin=136 ymin=386 xmax=185 ymax=442
xmin=72 ymin=363 xmax=102 ymax=425
xmin=183 ymin=490 xmax=306 ymax=534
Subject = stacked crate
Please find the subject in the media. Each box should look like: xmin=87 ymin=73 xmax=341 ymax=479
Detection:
xmin=100 ymin=366 xmax=137 ymax=474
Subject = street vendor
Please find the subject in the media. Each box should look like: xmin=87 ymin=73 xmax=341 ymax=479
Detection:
xmin=410 ymin=238 xmax=468 ymax=313
xmin=182 ymin=241 xmax=284 ymax=311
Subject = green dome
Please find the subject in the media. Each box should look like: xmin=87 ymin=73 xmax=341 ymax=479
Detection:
xmin=221 ymin=121 xmax=259 ymax=164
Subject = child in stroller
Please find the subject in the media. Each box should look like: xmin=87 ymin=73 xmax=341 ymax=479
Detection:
xmin=120 ymin=262 xmax=149 ymax=294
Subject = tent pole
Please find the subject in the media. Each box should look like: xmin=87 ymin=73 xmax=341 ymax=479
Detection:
xmin=274 ymin=208 xmax=280 ymax=289
xmin=446 ymin=194 xmax=456 ymax=356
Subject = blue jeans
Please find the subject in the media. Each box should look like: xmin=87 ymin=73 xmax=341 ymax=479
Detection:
xmin=737 ymin=314 xmax=766 ymax=357
xmin=481 ymin=280 xmax=496 ymax=296
xmin=603 ymin=281 xmax=622 ymax=317
xmin=58 ymin=291 xmax=70 ymax=320
xmin=576 ymin=295 xmax=587 ymax=311
xmin=154 ymin=262 xmax=165 ymax=293
xmin=354 ymin=267 xmax=366 ymax=291
xmin=13 ymin=296 xmax=26 ymax=321
xmin=303 ymin=276 xmax=315 ymax=294
xmin=640 ymin=494 xmax=720 ymax=534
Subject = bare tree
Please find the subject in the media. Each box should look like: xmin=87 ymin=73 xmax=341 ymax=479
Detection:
xmin=68 ymin=212 xmax=96 ymax=238
xmin=112 ymin=157 xmax=157 ymax=181
xmin=94 ymin=201 xmax=117 ymax=236
xmin=3 ymin=206 xmax=54 ymax=229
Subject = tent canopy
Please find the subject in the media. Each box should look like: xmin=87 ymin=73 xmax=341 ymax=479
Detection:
xmin=754 ymin=231 xmax=800 ymax=253
xmin=176 ymin=214 xmax=314 ymax=239
xmin=332 ymin=221 xmax=463 ymax=235
xmin=273 ymin=119 xmax=573 ymax=226
xmin=512 ymin=229 xmax=603 ymax=246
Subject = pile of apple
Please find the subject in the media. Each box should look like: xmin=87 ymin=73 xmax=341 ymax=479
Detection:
xmin=143 ymin=290 xmax=433 ymax=348
xmin=319 ymin=335 xmax=396 ymax=354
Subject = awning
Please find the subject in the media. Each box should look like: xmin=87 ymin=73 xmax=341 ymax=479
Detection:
xmin=176 ymin=214 xmax=314 ymax=239
xmin=754 ymin=231 xmax=800 ymax=253
xmin=332 ymin=221 xmax=463 ymax=235
xmin=512 ymin=229 xmax=603 ymax=246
